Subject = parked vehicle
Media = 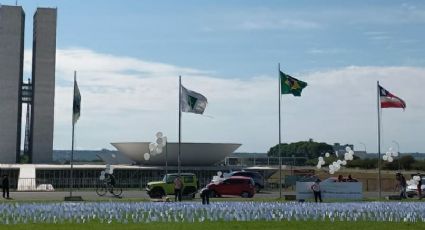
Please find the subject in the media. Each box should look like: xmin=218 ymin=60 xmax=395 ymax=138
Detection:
xmin=146 ymin=173 xmax=199 ymax=199
xmin=406 ymin=177 xmax=425 ymax=198
xmin=207 ymin=176 xmax=255 ymax=198
xmin=228 ymin=171 xmax=264 ymax=192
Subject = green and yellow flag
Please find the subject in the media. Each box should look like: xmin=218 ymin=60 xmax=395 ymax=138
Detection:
xmin=280 ymin=71 xmax=307 ymax=96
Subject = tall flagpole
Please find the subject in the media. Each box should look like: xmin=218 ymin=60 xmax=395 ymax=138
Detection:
xmin=377 ymin=81 xmax=382 ymax=200
xmin=278 ymin=63 xmax=282 ymax=199
xmin=178 ymin=75 xmax=182 ymax=176
xmin=70 ymin=71 xmax=76 ymax=197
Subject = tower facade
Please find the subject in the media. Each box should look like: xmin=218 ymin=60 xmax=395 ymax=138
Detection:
xmin=30 ymin=8 xmax=57 ymax=163
xmin=0 ymin=6 xmax=25 ymax=163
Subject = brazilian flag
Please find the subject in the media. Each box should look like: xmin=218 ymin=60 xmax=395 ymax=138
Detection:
xmin=280 ymin=71 xmax=307 ymax=96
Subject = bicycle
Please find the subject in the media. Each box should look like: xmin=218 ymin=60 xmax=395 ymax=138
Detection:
xmin=96 ymin=181 xmax=123 ymax=197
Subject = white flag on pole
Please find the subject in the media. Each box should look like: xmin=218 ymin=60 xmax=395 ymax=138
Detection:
xmin=180 ymin=85 xmax=208 ymax=114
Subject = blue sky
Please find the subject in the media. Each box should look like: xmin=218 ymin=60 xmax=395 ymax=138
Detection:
xmin=2 ymin=0 xmax=425 ymax=153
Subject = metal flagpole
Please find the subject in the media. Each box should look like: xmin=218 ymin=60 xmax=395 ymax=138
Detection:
xmin=278 ymin=63 xmax=282 ymax=199
xmin=165 ymin=139 xmax=168 ymax=175
xmin=377 ymin=81 xmax=382 ymax=200
xmin=70 ymin=71 xmax=76 ymax=197
xmin=178 ymin=75 xmax=182 ymax=176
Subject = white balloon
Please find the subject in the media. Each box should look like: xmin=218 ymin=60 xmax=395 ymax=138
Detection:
xmin=348 ymin=155 xmax=354 ymax=161
xmin=383 ymin=155 xmax=388 ymax=161
xmin=318 ymin=157 xmax=324 ymax=161
xmin=156 ymin=138 xmax=163 ymax=145
xmin=345 ymin=146 xmax=351 ymax=152
xmin=217 ymin=171 xmax=223 ymax=176
xmin=392 ymin=152 xmax=399 ymax=157
xmin=149 ymin=143 xmax=156 ymax=152
xmin=320 ymin=160 xmax=326 ymax=165
xmin=337 ymin=160 xmax=342 ymax=165
xmin=332 ymin=162 xmax=338 ymax=167
xmin=414 ymin=176 xmax=421 ymax=181
xmin=155 ymin=147 xmax=163 ymax=154
xmin=317 ymin=164 xmax=322 ymax=169
xmin=344 ymin=155 xmax=350 ymax=161
xmin=144 ymin=153 xmax=150 ymax=161
xmin=385 ymin=152 xmax=391 ymax=157
xmin=329 ymin=165 xmax=335 ymax=171
xmin=325 ymin=152 xmax=330 ymax=158
xmin=156 ymin=132 xmax=163 ymax=139
xmin=341 ymin=160 xmax=347 ymax=166
xmin=162 ymin=136 xmax=167 ymax=143
xmin=348 ymin=150 xmax=354 ymax=155
xmin=329 ymin=169 xmax=335 ymax=174
xmin=387 ymin=156 xmax=393 ymax=162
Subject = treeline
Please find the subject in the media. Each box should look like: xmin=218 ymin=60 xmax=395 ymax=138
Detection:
xmin=268 ymin=141 xmax=425 ymax=171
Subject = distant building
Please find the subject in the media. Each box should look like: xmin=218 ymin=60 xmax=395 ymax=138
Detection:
xmin=0 ymin=5 xmax=57 ymax=163
xmin=332 ymin=143 xmax=354 ymax=155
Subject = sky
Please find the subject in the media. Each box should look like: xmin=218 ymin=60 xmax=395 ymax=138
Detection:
xmin=2 ymin=0 xmax=424 ymax=153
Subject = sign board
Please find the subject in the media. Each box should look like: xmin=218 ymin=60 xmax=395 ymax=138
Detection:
xmin=296 ymin=181 xmax=363 ymax=200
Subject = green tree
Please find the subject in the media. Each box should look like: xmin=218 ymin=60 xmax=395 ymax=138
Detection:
xmin=267 ymin=141 xmax=334 ymax=159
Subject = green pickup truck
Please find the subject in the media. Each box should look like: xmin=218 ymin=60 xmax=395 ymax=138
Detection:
xmin=146 ymin=173 xmax=199 ymax=199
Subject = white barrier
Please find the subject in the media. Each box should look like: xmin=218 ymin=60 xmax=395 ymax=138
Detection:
xmin=296 ymin=181 xmax=363 ymax=200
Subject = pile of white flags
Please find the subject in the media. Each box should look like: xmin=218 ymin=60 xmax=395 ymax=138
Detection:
xmin=0 ymin=201 xmax=424 ymax=224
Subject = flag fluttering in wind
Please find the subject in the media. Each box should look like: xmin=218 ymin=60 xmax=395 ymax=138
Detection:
xmin=379 ymin=85 xmax=406 ymax=109
xmin=73 ymin=78 xmax=81 ymax=124
xmin=280 ymin=71 xmax=307 ymax=96
xmin=180 ymin=85 xmax=207 ymax=114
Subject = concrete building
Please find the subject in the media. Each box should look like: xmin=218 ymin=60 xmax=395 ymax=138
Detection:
xmin=30 ymin=8 xmax=57 ymax=163
xmin=0 ymin=6 xmax=25 ymax=163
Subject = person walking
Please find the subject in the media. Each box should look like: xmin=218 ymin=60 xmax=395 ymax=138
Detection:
xmin=2 ymin=175 xmax=10 ymax=199
xmin=174 ymin=176 xmax=183 ymax=202
xmin=200 ymin=187 xmax=210 ymax=205
xmin=311 ymin=179 xmax=322 ymax=203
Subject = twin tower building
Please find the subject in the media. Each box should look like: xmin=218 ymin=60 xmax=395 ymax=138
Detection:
xmin=0 ymin=5 xmax=57 ymax=163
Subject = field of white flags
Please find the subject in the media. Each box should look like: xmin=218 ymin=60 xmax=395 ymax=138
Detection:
xmin=0 ymin=202 xmax=424 ymax=224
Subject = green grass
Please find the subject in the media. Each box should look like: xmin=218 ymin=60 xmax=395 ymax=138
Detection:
xmin=4 ymin=221 xmax=425 ymax=230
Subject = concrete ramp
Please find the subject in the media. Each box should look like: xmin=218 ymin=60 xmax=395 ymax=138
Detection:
xmin=17 ymin=164 xmax=36 ymax=191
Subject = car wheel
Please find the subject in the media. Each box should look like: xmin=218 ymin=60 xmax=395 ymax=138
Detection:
xmin=210 ymin=190 xmax=218 ymax=198
xmin=241 ymin=192 xmax=250 ymax=198
xmin=255 ymin=184 xmax=261 ymax=193
xmin=149 ymin=188 xmax=165 ymax=199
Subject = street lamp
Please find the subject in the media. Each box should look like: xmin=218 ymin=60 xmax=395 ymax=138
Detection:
xmin=358 ymin=142 xmax=367 ymax=153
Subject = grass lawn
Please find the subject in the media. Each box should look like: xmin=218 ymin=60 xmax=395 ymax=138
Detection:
xmin=5 ymin=221 xmax=425 ymax=230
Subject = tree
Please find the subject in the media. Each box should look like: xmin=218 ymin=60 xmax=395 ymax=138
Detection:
xmin=267 ymin=141 xmax=334 ymax=159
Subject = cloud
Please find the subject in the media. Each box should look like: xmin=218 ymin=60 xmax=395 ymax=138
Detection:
xmin=23 ymin=48 xmax=425 ymax=153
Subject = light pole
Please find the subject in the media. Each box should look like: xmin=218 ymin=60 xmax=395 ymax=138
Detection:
xmin=359 ymin=142 xmax=367 ymax=153
xmin=392 ymin=140 xmax=400 ymax=170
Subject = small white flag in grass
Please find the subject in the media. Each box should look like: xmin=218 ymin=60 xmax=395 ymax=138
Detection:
xmin=181 ymin=85 xmax=208 ymax=114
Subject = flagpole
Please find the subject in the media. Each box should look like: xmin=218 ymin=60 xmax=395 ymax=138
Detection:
xmin=70 ymin=71 xmax=76 ymax=198
xmin=377 ymin=81 xmax=382 ymax=200
xmin=178 ymin=75 xmax=182 ymax=176
xmin=278 ymin=63 xmax=282 ymax=199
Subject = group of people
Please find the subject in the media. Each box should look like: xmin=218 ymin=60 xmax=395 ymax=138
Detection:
xmin=173 ymin=176 xmax=210 ymax=205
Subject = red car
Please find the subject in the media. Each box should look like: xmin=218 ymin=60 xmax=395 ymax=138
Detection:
xmin=207 ymin=176 xmax=255 ymax=198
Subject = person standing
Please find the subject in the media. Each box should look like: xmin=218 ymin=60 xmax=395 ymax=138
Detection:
xmin=174 ymin=176 xmax=183 ymax=202
xmin=400 ymin=174 xmax=407 ymax=199
xmin=2 ymin=175 xmax=10 ymax=199
xmin=200 ymin=187 xmax=210 ymax=205
xmin=418 ymin=176 xmax=422 ymax=200
xmin=311 ymin=179 xmax=322 ymax=203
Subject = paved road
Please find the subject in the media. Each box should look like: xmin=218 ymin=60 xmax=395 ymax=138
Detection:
xmin=5 ymin=190 xmax=397 ymax=201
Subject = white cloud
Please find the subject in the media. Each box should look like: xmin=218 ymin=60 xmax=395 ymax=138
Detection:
xmin=241 ymin=19 xmax=321 ymax=30
xmin=23 ymin=48 xmax=425 ymax=153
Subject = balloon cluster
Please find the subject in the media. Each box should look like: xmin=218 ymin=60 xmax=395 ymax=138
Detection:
xmin=317 ymin=147 xmax=354 ymax=175
xmin=99 ymin=164 xmax=113 ymax=180
xmin=143 ymin=132 xmax=167 ymax=161
xmin=382 ymin=147 xmax=398 ymax=163
xmin=407 ymin=175 xmax=422 ymax=186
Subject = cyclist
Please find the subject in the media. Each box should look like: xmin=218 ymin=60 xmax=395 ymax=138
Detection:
xmin=104 ymin=172 xmax=116 ymax=191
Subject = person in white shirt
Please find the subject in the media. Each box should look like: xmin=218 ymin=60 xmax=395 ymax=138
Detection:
xmin=311 ymin=179 xmax=322 ymax=203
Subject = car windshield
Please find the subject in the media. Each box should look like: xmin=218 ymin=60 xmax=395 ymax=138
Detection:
xmin=163 ymin=175 xmax=178 ymax=183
